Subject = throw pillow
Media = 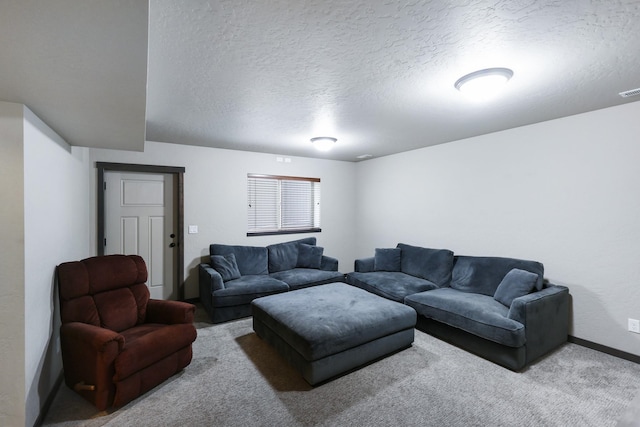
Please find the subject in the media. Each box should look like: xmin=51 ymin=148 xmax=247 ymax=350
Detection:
xmin=374 ymin=248 xmax=401 ymax=272
xmin=210 ymin=253 xmax=241 ymax=282
xmin=494 ymin=268 xmax=539 ymax=307
xmin=297 ymin=243 xmax=324 ymax=269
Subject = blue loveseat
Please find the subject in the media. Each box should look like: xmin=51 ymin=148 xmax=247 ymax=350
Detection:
xmin=199 ymin=237 xmax=344 ymax=323
xmin=346 ymin=243 xmax=569 ymax=370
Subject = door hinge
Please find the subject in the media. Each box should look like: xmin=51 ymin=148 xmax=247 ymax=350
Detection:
xmin=104 ymin=238 xmax=107 ymax=246
xmin=103 ymin=182 xmax=106 ymax=190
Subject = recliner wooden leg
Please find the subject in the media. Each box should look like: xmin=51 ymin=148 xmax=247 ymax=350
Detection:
xmin=74 ymin=381 xmax=96 ymax=391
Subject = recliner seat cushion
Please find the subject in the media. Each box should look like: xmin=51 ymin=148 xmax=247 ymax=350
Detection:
xmin=348 ymin=271 xmax=438 ymax=302
xmin=114 ymin=323 xmax=197 ymax=381
xmin=405 ymin=288 xmax=525 ymax=347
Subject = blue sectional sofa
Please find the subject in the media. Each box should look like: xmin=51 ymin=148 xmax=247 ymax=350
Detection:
xmin=199 ymin=237 xmax=344 ymax=323
xmin=346 ymin=243 xmax=569 ymax=370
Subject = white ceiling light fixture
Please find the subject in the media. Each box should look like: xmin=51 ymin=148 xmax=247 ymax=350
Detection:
xmin=310 ymin=136 xmax=337 ymax=151
xmin=455 ymin=67 xmax=514 ymax=100
xmin=619 ymin=87 xmax=640 ymax=98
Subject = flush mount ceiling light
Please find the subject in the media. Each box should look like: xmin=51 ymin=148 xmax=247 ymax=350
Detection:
xmin=310 ymin=136 xmax=337 ymax=151
xmin=455 ymin=67 xmax=514 ymax=100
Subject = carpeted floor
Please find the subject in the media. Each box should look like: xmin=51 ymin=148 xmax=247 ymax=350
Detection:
xmin=42 ymin=307 xmax=640 ymax=427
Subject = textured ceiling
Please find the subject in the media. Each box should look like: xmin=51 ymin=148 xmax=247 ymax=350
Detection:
xmin=2 ymin=1 xmax=640 ymax=161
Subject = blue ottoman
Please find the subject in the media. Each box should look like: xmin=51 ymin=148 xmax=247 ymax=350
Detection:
xmin=251 ymin=282 xmax=417 ymax=385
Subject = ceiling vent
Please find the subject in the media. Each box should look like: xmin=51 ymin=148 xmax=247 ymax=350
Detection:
xmin=619 ymin=87 xmax=640 ymax=98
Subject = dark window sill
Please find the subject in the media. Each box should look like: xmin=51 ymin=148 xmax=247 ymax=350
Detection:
xmin=247 ymin=228 xmax=321 ymax=237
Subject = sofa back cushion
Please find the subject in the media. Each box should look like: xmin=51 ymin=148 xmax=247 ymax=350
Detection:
xmin=267 ymin=237 xmax=316 ymax=273
xmin=397 ymin=243 xmax=454 ymax=287
xmin=374 ymin=248 xmax=402 ymax=271
xmin=451 ymin=256 xmax=544 ymax=296
xmin=211 ymin=244 xmax=268 ymax=276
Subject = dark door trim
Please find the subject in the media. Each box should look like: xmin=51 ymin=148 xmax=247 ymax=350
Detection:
xmin=97 ymin=162 xmax=186 ymax=300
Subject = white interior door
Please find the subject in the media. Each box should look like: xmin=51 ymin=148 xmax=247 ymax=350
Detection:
xmin=104 ymin=172 xmax=177 ymax=300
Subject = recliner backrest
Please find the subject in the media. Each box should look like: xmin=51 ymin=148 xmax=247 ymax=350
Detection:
xmin=57 ymin=255 xmax=150 ymax=332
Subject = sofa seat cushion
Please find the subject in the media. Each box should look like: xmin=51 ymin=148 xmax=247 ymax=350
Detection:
xmin=347 ymin=271 xmax=438 ymax=302
xmin=405 ymin=288 xmax=525 ymax=348
xmin=269 ymin=269 xmax=345 ymax=290
xmin=115 ymin=323 xmax=197 ymax=381
xmin=212 ymin=275 xmax=289 ymax=307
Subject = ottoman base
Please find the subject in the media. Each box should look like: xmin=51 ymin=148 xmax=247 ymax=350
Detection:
xmin=253 ymin=317 xmax=414 ymax=385
xmin=252 ymin=282 xmax=416 ymax=385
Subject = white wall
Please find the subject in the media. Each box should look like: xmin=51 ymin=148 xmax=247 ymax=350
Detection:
xmin=0 ymin=101 xmax=26 ymax=427
xmin=23 ymin=107 xmax=91 ymax=427
xmin=89 ymin=142 xmax=357 ymax=298
xmin=0 ymin=102 xmax=91 ymax=427
xmin=355 ymin=101 xmax=640 ymax=356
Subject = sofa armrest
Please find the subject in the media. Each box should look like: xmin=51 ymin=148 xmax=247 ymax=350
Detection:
xmin=354 ymin=257 xmax=375 ymax=272
xmin=320 ymin=255 xmax=338 ymax=271
xmin=199 ymin=263 xmax=224 ymax=293
xmin=508 ymin=284 xmax=569 ymax=363
xmin=146 ymin=299 xmax=195 ymax=324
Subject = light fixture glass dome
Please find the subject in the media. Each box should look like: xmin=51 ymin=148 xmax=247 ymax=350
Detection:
xmin=455 ymin=68 xmax=513 ymax=100
xmin=311 ymin=136 xmax=337 ymax=151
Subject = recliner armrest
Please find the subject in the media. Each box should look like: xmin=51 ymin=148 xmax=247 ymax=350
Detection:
xmin=61 ymin=322 xmax=124 ymax=355
xmin=320 ymin=255 xmax=339 ymax=271
xmin=60 ymin=322 xmax=125 ymax=410
xmin=146 ymin=299 xmax=195 ymax=324
xmin=354 ymin=257 xmax=375 ymax=272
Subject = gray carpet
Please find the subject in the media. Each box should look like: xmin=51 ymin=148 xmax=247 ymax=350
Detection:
xmin=43 ymin=308 xmax=640 ymax=427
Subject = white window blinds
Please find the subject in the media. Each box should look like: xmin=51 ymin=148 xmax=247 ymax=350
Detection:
xmin=247 ymin=174 xmax=321 ymax=235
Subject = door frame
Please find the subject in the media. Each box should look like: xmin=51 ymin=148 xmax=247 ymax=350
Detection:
xmin=97 ymin=162 xmax=186 ymax=300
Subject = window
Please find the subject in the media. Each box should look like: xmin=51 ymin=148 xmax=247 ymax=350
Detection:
xmin=247 ymin=174 xmax=321 ymax=236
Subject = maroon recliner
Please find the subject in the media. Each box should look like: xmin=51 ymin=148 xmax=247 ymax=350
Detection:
xmin=56 ymin=254 xmax=197 ymax=410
